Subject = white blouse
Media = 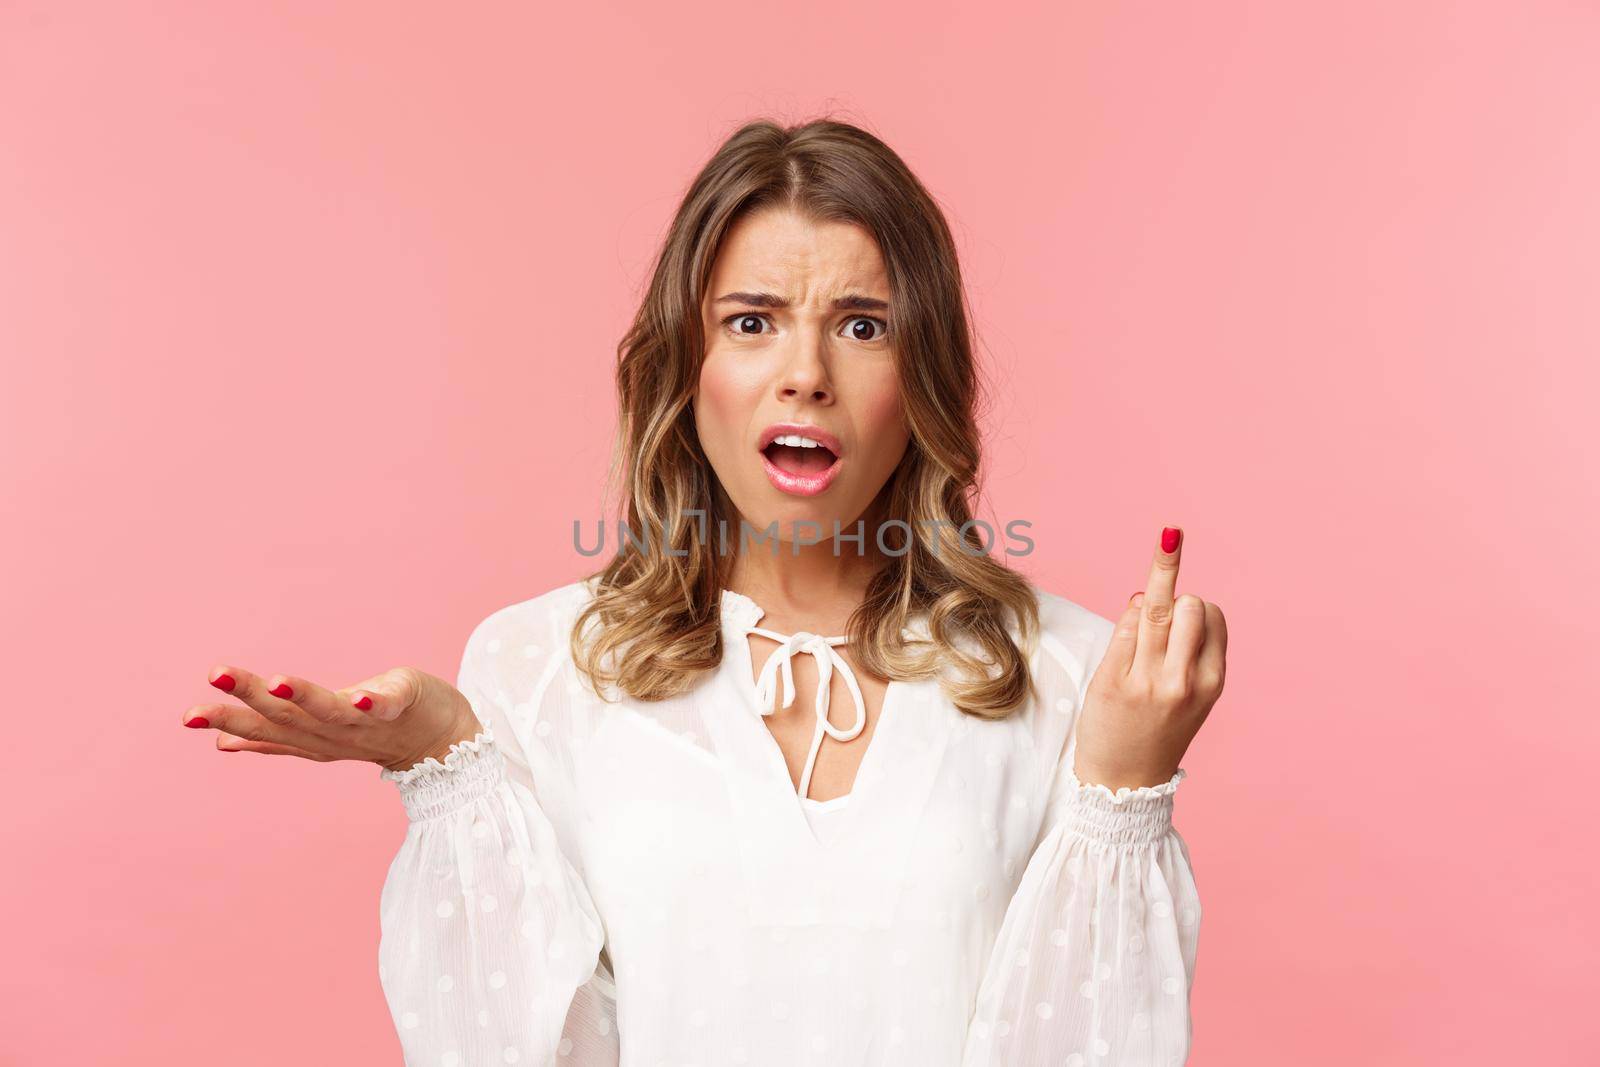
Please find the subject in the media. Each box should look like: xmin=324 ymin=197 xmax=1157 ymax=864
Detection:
xmin=376 ymin=579 xmax=1199 ymax=1066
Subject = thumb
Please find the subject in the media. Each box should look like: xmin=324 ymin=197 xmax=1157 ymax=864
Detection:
xmin=344 ymin=666 xmax=430 ymax=723
xmin=1098 ymin=592 xmax=1144 ymax=681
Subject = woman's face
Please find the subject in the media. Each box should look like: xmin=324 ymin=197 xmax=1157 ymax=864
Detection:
xmin=694 ymin=206 xmax=910 ymax=546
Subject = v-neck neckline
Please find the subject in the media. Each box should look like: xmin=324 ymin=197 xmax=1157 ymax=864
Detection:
xmin=719 ymin=587 xmax=906 ymax=850
xmin=705 ymin=588 xmax=954 ymax=925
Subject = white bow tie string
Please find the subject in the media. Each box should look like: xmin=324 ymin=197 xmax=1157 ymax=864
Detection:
xmin=747 ymin=626 xmax=868 ymax=801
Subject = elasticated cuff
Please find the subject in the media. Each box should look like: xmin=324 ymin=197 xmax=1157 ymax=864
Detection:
xmin=377 ymin=728 xmax=503 ymax=822
xmin=1062 ymin=765 xmax=1186 ymax=846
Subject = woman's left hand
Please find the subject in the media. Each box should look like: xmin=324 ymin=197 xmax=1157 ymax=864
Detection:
xmin=1071 ymin=526 xmax=1227 ymax=792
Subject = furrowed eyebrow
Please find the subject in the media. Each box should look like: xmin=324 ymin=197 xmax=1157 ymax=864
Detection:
xmin=713 ymin=291 xmax=890 ymax=312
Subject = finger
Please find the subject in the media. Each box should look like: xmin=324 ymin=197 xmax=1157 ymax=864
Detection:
xmin=184 ymin=699 xmax=325 ymax=753
xmin=1196 ymin=601 xmax=1227 ymax=697
xmin=1134 ymin=525 xmax=1183 ymax=674
xmin=208 ymin=664 xmax=324 ymax=733
xmin=258 ymin=672 xmax=368 ymax=728
xmin=216 ymin=733 xmax=332 ymax=760
xmin=1098 ymin=593 xmax=1145 ymax=680
xmin=351 ymin=666 xmax=430 ymax=724
xmin=1165 ymin=594 xmax=1208 ymax=682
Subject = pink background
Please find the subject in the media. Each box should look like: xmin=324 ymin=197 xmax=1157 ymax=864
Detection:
xmin=3 ymin=2 xmax=1596 ymax=1063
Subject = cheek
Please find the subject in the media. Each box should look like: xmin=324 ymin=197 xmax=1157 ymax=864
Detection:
xmin=695 ymin=356 xmax=755 ymax=463
xmin=854 ymin=373 xmax=910 ymax=469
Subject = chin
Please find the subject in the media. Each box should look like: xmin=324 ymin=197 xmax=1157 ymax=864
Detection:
xmin=734 ymin=493 xmax=864 ymax=546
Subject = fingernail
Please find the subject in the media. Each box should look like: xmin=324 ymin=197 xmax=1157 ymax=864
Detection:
xmin=1130 ymin=591 xmax=1142 ymax=602
xmin=1161 ymin=527 xmax=1181 ymax=553
xmin=269 ymin=683 xmax=294 ymax=699
xmin=353 ymin=693 xmax=373 ymax=711
xmin=210 ymin=673 xmax=236 ymax=692
xmin=184 ymin=716 xmax=210 ymax=729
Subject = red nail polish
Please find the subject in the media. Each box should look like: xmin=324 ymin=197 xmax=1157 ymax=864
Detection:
xmin=1161 ymin=527 xmax=1181 ymax=553
xmin=269 ymin=683 xmax=294 ymax=699
xmin=211 ymin=673 xmax=236 ymax=692
xmin=185 ymin=716 xmax=210 ymax=729
xmin=353 ymin=694 xmax=373 ymax=711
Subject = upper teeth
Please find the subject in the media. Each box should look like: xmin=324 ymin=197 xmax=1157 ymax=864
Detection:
xmin=771 ymin=434 xmax=827 ymax=449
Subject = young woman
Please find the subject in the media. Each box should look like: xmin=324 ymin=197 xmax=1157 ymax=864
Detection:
xmin=186 ymin=118 xmax=1225 ymax=1066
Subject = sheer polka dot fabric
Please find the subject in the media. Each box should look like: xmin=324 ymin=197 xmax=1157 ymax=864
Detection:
xmin=377 ymin=580 xmax=1199 ymax=1064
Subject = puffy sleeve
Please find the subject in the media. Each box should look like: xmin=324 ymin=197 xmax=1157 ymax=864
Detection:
xmin=963 ymin=595 xmax=1201 ymax=1067
xmin=376 ymin=586 xmax=620 ymax=1065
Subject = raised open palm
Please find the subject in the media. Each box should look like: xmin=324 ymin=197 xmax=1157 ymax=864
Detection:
xmin=1072 ymin=525 xmax=1227 ymax=791
xmin=182 ymin=661 xmax=479 ymax=773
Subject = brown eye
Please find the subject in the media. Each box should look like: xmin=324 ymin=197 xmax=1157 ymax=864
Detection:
xmin=725 ymin=314 xmax=771 ymax=336
xmin=844 ymin=316 xmax=888 ymax=342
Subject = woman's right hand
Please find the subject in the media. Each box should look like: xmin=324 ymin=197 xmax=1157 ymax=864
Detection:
xmin=182 ymin=663 xmax=483 ymax=772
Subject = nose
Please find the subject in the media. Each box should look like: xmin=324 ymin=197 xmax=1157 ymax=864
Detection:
xmin=774 ymin=328 xmax=834 ymax=404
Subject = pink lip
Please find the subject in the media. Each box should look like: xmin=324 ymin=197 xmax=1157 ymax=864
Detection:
xmin=760 ymin=449 xmax=842 ymax=496
xmin=758 ymin=422 xmax=843 ymax=454
xmin=757 ymin=421 xmax=844 ymax=497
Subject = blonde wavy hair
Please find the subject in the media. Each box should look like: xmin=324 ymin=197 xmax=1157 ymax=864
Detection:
xmin=570 ymin=116 xmax=1042 ymax=720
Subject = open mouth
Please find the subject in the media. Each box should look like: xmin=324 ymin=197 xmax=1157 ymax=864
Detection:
xmin=761 ymin=439 xmax=839 ymax=476
xmin=757 ymin=430 xmax=844 ymax=496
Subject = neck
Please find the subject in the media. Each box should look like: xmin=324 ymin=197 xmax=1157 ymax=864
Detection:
xmin=724 ymin=524 xmax=892 ymax=634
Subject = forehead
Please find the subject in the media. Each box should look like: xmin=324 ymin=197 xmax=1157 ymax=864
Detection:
xmin=708 ymin=207 xmax=888 ymax=292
